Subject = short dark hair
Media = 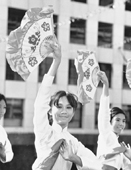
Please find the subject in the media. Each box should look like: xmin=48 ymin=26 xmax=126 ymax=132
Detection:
xmin=0 ymin=93 xmax=6 ymax=105
xmin=49 ymin=90 xmax=78 ymax=111
xmin=110 ymin=107 xmax=127 ymax=122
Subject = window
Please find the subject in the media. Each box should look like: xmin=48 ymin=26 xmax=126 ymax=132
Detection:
xmin=98 ymin=63 xmax=112 ymax=88
xmin=53 ymin=15 xmax=58 ymax=37
xmin=69 ymin=102 xmax=83 ymax=128
xmin=125 ymin=0 xmax=131 ymax=11
xmin=98 ymin=22 xmax=113 ymax=48
xmin=70 ymin=17 xmax=86 ymax=44
xmin=4 ymin=99 xmax=23 ymax=127
xmin=6 ymin=61 xmax=23 ymax=81
xmin=38 ymin=58 xmax=56 ymax=83
xmin=122 ymin=105 xmax=131 ymax=129
xmin=8 ymin=8 xmax=26 ymax=35
xmin=68 ymin=59 xmax=78 ymax=85
xmin=71 ymin=0 xmax=87 ymax=3
xmin=124 ymin=26 xmax=131 ymax=51
xmin=99 ymin=0 xmax=113 ymax=6
xmin=123 ymin=65 xmax=130 ymax=89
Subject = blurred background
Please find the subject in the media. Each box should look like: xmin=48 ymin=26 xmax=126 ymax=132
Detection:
xmin=0 ymin=0 xmax=131 ymax=169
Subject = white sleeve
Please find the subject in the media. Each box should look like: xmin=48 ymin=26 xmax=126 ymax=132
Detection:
xmin=122 ymin=155 xmax=131 ymax=170
xmin=98 ymin=95 xmax=111 ymax=134
xmin=33 ymin=74 xmax=54 ymax=141
xmin=74 ymin=139 xmax=102 ymax=170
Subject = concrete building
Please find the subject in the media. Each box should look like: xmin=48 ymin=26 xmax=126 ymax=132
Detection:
xmin=0 ymin=0 xmax=131 ymax=169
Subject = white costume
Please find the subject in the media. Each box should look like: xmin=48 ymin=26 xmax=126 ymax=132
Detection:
xmin=97 ymin=95 xmax=131 ymax=170
xmin=33 ymin=74 xmax=102 ymax=170
xmin=0 ymin=125 xmax=13 ymax=163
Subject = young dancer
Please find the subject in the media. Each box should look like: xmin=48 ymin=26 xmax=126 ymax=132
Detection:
xmin=0 ymin=94 xmax=14 ymax=163
xmin=32 ymin=41 xmax=103 ymax=170
xmin=97 ymin=71 xmax=131 ymax=170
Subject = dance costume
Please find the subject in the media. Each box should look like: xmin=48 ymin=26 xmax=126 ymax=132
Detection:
xmin=33 ymin=74 xmax=102 ymax=170
xmin=97 ymin=95 xmax=131 ymax=170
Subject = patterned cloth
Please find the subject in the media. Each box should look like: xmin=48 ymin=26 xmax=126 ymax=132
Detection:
xmin=75 ymin=50 xmax=100 ymax=104
xmin=33 ymin=74 xmax=103 ymax=170
xmin=36 ymin=139 xmax=65 ymax=170
xmin=6 ymin=6 xmax=55 ymax=80
xmin=126 ymin=59 xmax=131 ymax=88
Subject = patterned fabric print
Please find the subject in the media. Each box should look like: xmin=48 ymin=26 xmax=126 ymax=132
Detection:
xmin=26 ymin=7 xmax=54 ymax=22
xmin=41 ymin=22 xmax=50 ymax=32
xmin=75 ymin=50 xmax=99 ymax=104
xmin=28 ymin=57 xmax=38 ymax=67
xmin=86 ymin=84 xmax=92 ymax=92
xmin=6 ymin=27 xmax=30 ymax=80
xmin=28 ymin=31 xmax=40 ymax=52
xmin=78 ymin=85 xmax=92 ymax=104
xmin=6 ymin=7 xmax=54 ymax=80
xmin=84 ymin=68 xmax=90 ymax=79
xmin=88 ymin=59 xmax=94 ymax=66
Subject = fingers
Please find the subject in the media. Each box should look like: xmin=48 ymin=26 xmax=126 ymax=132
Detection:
xmin=97 ymin=71 xmax=105 ymax=77
xmin=121 ymin=141 xmax=131 ymax=149
xmin=127 ymin=144 xmax=131 ymax=149
xmin=121 ymin=141 xmax=126 ymax=147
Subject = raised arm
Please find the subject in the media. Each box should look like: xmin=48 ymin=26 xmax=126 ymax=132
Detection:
xmin=33 ymin=37 xmax=61 ymax=141
xmin=97 ymin=71 xmax=110 ymax=133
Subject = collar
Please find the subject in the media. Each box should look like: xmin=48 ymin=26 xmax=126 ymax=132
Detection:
xmin=52 ymin=122 xmax=68 ymax=133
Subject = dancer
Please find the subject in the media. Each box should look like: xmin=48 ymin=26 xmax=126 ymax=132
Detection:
xmin=0 ymin=94 xmax=14 ymax=163
xmin=32 ymin=40 xmax=103 ymax=170
xmin=97 ymin=71 xmax=131 ymax=170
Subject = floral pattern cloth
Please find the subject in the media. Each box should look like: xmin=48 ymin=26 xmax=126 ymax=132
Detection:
xmin=126 ymin=58 xmax=131 ymax=88
xmin=75 ymin=50 xmax=100 ymax=104
xmin=6 ymin=6 xmax=55 ymax=80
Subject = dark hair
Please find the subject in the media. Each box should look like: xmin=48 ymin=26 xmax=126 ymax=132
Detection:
xmin=0 ymin=93 xmax=6 ymax=105
xmin=110 ymin=107 xmax=127 ymax=122
xmin=48 ymin=90 xmax=78 ymax=125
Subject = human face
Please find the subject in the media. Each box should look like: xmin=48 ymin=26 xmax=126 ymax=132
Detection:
xmin=0 ymin=100 xmax=6 ymax=119
xmin=51 ymin=96 xmax=75 ymax=129
xmin=111 ymin=113 xmax=126 ymax=136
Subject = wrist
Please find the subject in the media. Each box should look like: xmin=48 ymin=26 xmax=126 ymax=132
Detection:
xmin=104 ymin=81 xmax=109 ymax=87
xmin=69 ymin=154 xmax=82 ymax=167
xmin=69 ymin=153 xmax=78 ymax=163
xmin=53 ymin=58 xmax=61 ymax=64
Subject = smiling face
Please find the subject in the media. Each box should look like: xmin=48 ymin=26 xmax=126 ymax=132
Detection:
xmin=51 ymin=96 xmax=75 ymax=129
xmin=0 ymin=100 xmax=6 ymax=119
xmin=111 ymin=113 xmax=126 ymax=136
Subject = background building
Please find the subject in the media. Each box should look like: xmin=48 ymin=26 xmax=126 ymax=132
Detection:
xmin=0 ymin=0 xmax=131 ymax=169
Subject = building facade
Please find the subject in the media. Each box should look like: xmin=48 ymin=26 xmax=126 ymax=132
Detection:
xmin=0 ymin=0 xmax=131 ymax=169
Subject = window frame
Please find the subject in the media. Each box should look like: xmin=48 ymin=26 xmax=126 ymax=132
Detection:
xmin=4 ymin=98 xmax=24 ymax=127
xmin=98 ymin=22 xmax=113 ymax=48
xmin=70 ymin=17 xmax=86 ymax=45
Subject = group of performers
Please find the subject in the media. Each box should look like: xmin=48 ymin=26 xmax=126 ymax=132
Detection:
xmin=32 ymin=39 xmax=131 ymax=170
xmin=1 ymin=6 xmax=131 ymax=170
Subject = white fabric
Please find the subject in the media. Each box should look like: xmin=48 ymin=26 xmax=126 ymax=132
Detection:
xmin=0 ymin=125 xmax=13 ymax=163
xmin=33 ymin=74 xmax=102 ymax=170
xmin=97 ymin=95 xmax=131 ymax=170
